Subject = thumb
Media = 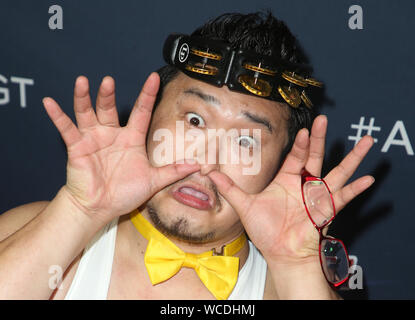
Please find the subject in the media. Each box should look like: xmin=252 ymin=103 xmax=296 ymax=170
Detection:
xmin=208 ymin=170 xmax=252 ymax=219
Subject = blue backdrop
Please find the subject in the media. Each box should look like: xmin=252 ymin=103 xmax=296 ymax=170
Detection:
xmin=1 ymin=0 xmax=414 ymax=299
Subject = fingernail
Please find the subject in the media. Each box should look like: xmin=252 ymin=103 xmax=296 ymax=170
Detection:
xmin=102 ymin=75 xmax=112 ymax=83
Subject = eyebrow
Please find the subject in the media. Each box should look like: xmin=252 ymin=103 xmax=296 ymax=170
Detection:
xmin=183 ymin=88 xmax=221 ymax=107
xmin=183 ymin=87 xmax=273 ymax=134
xmin=241 ymin=111 xmax=273 ymax=134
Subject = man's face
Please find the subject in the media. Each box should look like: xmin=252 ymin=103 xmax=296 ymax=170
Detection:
xmin=145 ymin=72 xmax=289 ymax=244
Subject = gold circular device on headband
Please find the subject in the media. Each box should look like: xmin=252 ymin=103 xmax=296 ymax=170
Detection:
xmin=238 ymin=74 xmax=272 ymax=97
xmin=185 ymin=62 xmax=219 ymax=75
xmin=300 ymin=90 xmax=313 ymax=109
xmin=278 ymin=85 xmax=301 ymax=108
xmin=190 ymin=48 xmax=223 ymax=61
xmin=281 ymin=71 xmax=309 ymax=87
xmin=243 ymin=63 xmax=277 ymax=76
xmin=304 ymin=77 xmax=323 ymax=88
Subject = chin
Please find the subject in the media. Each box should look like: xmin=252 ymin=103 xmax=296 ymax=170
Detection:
xmin=145 ymin=187 xmax=240 ymax=244
xmin=145 ymin=196 xmax=215 ymax=243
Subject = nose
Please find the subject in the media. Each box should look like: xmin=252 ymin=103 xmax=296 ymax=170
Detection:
xmin=199 ymin=162 xmax=220 ymax=176
xmin=197 ymin=142 xmax=220 ymax=176
xmin=196 ymin=132 xmax=221 ymax=176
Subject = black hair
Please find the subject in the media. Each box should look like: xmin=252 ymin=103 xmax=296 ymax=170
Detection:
xmin=154 ymin=11 xmax=319 ymax=169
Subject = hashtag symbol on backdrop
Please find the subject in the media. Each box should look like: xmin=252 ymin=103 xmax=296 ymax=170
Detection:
xmin=348 ymin=117 xmax=381 ymax=146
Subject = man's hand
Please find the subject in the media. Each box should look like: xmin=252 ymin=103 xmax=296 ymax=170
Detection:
xmin=43 ymin=73 xmax=199 ymax=226
xmin=208 ymin=115 xmax=374 ymax=297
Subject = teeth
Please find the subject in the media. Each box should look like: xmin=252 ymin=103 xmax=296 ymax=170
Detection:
xmin=179 ymin=187 xmax=209 ymax=201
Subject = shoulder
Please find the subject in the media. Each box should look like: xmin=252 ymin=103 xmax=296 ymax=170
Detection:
xmin=0 ymin=201 xmax=50 ymax=241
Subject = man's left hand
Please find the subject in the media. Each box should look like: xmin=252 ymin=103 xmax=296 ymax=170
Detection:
xmin=208 ymin=115 xmax=374 ymax=297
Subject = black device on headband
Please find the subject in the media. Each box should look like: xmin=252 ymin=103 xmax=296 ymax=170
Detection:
xmin=162 ymin=33 xmax=323 ymax=109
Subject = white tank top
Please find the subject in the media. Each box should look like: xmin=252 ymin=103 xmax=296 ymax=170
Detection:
xmin=65 ymin=218 xmax=268 ymax=300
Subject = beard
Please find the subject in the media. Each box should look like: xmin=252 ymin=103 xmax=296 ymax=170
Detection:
xmin=145 ymin=176 xmax=223 ymax=244
xmin=146 ymin=202 xmax=217 ymax=244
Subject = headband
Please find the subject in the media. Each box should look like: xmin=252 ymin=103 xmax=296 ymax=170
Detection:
xmin=162 ymin=33 xmax=323 ymax=109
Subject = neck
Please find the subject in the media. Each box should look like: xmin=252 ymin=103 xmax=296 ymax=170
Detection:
xmin=119 ymin=207 xmax=250 ymax=271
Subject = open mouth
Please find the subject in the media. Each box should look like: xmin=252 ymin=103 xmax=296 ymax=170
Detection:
xmin=171 ymin=184 xmax=214 ymax=210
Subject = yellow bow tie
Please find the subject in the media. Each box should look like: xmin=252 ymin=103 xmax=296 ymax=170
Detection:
xmin=130 ymin=210 xmax=246 ymax=300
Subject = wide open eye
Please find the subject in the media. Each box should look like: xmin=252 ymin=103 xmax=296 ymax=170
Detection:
xmin=237 ymin=135 xmax=256 ymax=149
xmin=185 ymin=112 xmax=205 ymax=128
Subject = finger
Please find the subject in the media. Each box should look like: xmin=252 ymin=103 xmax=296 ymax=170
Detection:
xmin=278 ymin=128 xmax=310 ymax=176
xmin=207 ymin=170 xmax=253 ymax=218
xmin=324 ymin=135 xmax=374 ymax=192
xmin=332 ymin=175 xmax=375 ymax=213
xmin=151 ymin=161 xmax=201 ymax=192
xmin=73 ymin=76 xmax=98 ymax=130
xmin=43 ymin=97 xmax=82 ymax=148
xmin=95 ymin=76 xmax=120 ymax=127
xmin=305 ymin=115 xmax=327 ymax=177
xmin=127 ymin=73 xmax=160 ymax=145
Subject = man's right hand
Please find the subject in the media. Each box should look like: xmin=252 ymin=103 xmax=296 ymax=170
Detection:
xmin=43 ymin=73 xmax=199 ymax=226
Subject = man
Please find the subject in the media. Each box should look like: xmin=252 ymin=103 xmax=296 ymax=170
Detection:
xmin=0 ymin=12 xmax=374 ymax=299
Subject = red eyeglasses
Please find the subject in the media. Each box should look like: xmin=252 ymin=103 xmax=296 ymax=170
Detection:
xmin=301 ymin=170 xmax=352 ymax=287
